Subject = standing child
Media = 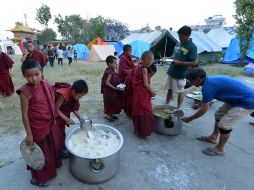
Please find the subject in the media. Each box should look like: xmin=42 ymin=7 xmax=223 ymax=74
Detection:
xmin=132 ymin=51 xmax=156 ymax=139
xmin=101 ymin=55 xmax=123 ymax=122
xmin=17 ymin=60 xmax=62 ymax=187
xmin=74 ymin=50 xmax=78 ymax=63
xmin=57 ymin=47 xmax=64 ymax=66
xmin=55 ymin=80 xmax=88 ymax=158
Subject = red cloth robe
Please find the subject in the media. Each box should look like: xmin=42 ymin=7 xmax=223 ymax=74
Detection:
xmin=0 ymin=52 xmax=14 ymax=96
xmin=55 ymin=87 xmax=80 ymax=148
xmin=132 ymin=63 xmax=154 ymax=137
xmin=123 ymin=67 xmax=135 ymax=116
xmin=25 ymin=50 xmax=49 ymax=72
xmin=101 ymin=68 xmax=122 ymax=115
xmin=17 ymin=80 xmax=62 ymax=182
xmin=118 ymin=53 xmax=134 ymax=83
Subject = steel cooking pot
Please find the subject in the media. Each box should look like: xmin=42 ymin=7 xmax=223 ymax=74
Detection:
xmin=153 ymin=105 xmax=183 ymax=135
xmin=65 ymin=124 xmax=124 ymax=184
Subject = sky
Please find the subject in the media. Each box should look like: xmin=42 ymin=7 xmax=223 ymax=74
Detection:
xmin=0 ymin=0 xmax=236 ymax=39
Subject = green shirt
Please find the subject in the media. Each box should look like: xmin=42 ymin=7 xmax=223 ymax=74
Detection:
xmin=167 ymin=39 xmax=197 ymax=79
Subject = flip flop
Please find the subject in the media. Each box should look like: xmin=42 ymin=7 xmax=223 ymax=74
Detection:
xmin=249 ymin=122 xmax=254 ymax=125
xmin=104 ymin=117 xmax=115 ymax=122
xmin=112 ymin=116 xmax=119 ymax=120
xmin=30 ymin=180 xmax=50 ymax=187
xmin=202 ymin=148 xmax=225 ymax=156
xmin=196 ymin=136 xmax=217 ymax=144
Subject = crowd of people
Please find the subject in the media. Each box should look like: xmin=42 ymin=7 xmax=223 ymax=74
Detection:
xmin=0 ymin=25 xmax=254 ymax=187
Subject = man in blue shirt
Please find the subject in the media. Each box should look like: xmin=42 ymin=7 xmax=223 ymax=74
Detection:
xmin=182 ymin=68 xmax=254 ymax=156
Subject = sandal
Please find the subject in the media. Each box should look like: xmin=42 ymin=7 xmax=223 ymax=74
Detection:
xmin=202 ymin=147 xmax=225 ymax=156
xmin=30 ymin=180 xmax=50 ymax=187
xmin=196 ymin=136 xmax=217 ymax=144
xmin=104 ymin=117 xmax=115 ymax=122
xmin=112 ymin=116 xmax=119 ymax=120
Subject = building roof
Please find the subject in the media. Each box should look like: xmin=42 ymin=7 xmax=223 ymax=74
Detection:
xmin=12 ymin=36 xmax=24 ymax=41
xmin=8 ymin=25 xmax=35 ymax=34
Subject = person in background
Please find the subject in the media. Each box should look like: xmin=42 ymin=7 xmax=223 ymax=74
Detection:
xmin=118 ymin=45 xmax=134 ymax=83
xmin=165 ymin=25 xmax=197 ymax=108
xmin=57 ymin=47 xmax=64 ymax=66
xmin=17 ymin=60 xmax=62 ymax=187
xmin=132 ymin=51 xmax=156 ymax=139
xmin=101 ymin=56 xmax=123 ymax=122
xmin=47 ymin=46 xmax=55 ymax=68
xmin=0 ymin=46 xmax=14 ymax=96
xmin=55 ymin=80 xmax=88 ymax=158
xmin=74 ymin=50 xmax=78 ymax=63
xmin=54 ymin=45 xmax=58 ymax=60
xmin=66 ymin=47 xmax=73 ymax=65
xmin=114 ymin=51 xmax=119 ymax=71
xmin=21 ymin=41 xmax=48 ymax=74
xmin=182 ymin=68 xmax=254 ymax=156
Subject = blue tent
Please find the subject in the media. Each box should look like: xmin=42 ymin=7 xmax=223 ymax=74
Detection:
xmin=130 ymin=40 xmax=150 ymax=58
xmin=73 ymin=44 xmax=90 ymax=60
xmin=222 ymin=37 xmax=254 ymax=64
xmin=107 ymin=41 xmax=124 ymax=55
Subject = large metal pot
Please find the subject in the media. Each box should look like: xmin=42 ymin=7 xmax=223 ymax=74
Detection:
xmin=153 ymin=105 xmax=183 ymax=136
xmin=65 ymin=124 xmax=124 ymax=184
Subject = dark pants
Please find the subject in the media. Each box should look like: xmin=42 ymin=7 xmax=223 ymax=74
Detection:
xmin=49 ymin=58 xmax=54 ymax=67
xmin=74 ymin=56 xmax=77 ymax=63
xmin=58 ymin=58 xmax=63 ymax=66
xmin=68 ymin=57 xmax=72 ymax=65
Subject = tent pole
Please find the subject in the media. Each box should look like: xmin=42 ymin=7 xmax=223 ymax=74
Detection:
xmin=164 ymin=37 xmax=168 ymax=58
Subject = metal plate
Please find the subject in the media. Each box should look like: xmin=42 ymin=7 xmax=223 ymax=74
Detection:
xmin=20 ymin=140 xmax=45 ymax=170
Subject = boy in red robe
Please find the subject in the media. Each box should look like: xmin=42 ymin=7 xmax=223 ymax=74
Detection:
xmin=132 ymin=51 xmax=156 ymax=139
xmin=0 ymin=46 xmax=14 ymax=96
xmin=17 ymin=60 xmax=62 ymax=187
xmin=101 ymin=56 xmax=123 ymax=122
xmin=55 ymin=80 xmax=88 ymax=158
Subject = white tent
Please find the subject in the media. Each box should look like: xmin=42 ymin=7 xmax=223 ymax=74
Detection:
xmin=121 ymin=31 xmax=162 ymax=45
xmin=0 ymin=40 xmax=22 ymax=55
xmin=207 ymin=28 xmax=234 ymax=49
xmin=88 ymin=45 xmax=115 ymax=61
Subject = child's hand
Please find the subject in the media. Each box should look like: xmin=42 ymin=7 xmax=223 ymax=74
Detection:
xmin=65 ymin=118 xmax=75 ymax=125
xmin=79 ymin=118 xmax=85 ymax=124
xmin=26 ymin=134 xmax=33 ymax=146
xmin=151 ymin=91 xmax=157 ymax=97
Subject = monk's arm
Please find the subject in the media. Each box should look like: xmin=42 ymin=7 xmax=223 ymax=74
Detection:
xmin=20 ymin=93 xmax=33 ymax=145
xmin=73 ymin=111 xmax=83 ymax=122
xmin=182 ymin=103 xmax=209 ymax=123
xmin=106 ymin=74 xmax=119 ymax=91
xmin=174 ymin=60 xmax=196 ymax=67
xmin=21 ymin=52 xmax=29 ymax=63
xmin=56 ymin=93 xmax=74 ymax=125
xmin=142 ymin=68 xmax=156 ymax=96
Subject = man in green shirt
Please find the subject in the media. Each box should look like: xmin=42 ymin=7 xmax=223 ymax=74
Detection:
xmin=165 ymin=26 xmax=197 ymax=108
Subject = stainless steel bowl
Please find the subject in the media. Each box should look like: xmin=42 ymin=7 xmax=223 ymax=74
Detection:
xmin=65 ymin=124 xmax=124 ymax=184
xmin=153 ymin=105 xmax=183 ymax=136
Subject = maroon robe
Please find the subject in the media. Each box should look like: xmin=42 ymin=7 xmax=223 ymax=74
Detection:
xmin=123 ymin=67 xmax=135 ymax=116
xmin=25 ymin=50 xmax=49 ymax=72
xmin=118 ymin=53 xmax=134 ymax=83
xmin=101 ymin=68 xmax=122 ymax=115
xmin=132 ymin=63 xmax=154 ymax=137
xmin=55 ymin=87 xmax=80 ymax=148
xmin=0 ymin=52 xmax=14 ymax=96
xmin=17 ymin=80 xmax=62 ymax=183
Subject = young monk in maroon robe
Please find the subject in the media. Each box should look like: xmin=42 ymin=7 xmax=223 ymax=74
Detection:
xmin=21 ymin=41 xmax=48 ymax=74
xmin=0 ymin=46 xmax=14 ymax=96
xmin=118 ymin=44 xmax=134 ymax=83
xmin=132 ymin=51 xmax=156 ymax=139
xmin=17 ymin=60 xmax=62 ymax=187
xmin=101 ymin=55 xmax=123 ymax=122
xmin=55 ymin=80 xmax=88 ymax=158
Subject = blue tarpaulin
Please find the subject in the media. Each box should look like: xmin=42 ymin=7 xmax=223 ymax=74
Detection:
xmin=130 ymin=40 xmax=150 ymax=58
xmin=73 ymin=44 xmax=90 ymax=60
xmin=222 ymin=37 xmax=254 ymax=64
xmin=107 ymin=41 xmax=124 ymax=55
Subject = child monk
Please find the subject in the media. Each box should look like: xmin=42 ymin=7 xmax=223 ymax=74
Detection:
xmin=55 ymin=80 xmax=88 ymax=158
xmin=101 ymin=55 xmax=123 ymax=122
xmin=0 ymin=46 xmax=14 ymax=96
xmin=132 ymin=51 xmax=156 ymax=139
xmin=17 ymin=60 xmax=62 ymax=187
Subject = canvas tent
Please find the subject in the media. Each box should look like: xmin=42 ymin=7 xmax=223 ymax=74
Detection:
xmin=88 ymin=45 xmax=115 ymax=61
xmin=73 ymin=44 xmax=90 ymax=60
xmin=222 ymin=37 xmax=254 ymax=64
xmin=121 ymin=31 xmax=162 ymax=45
xmin=88 ymin=37 xmax=108 ymax=49
xmin=129 ymin=40 xmax=150 ymax=58
xmin=0 ymin=40 xmax=22 ymax=55
xmin=207 ymin=28 xmax=233 ymax=51
xmin=107 ymin=41 xmax=124 ymax=55
xmin=170 ymin=31 xmax=222 ymax=63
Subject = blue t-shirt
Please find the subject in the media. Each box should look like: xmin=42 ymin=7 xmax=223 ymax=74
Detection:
xmin=202 ymin=76 xmax=254 ymax=109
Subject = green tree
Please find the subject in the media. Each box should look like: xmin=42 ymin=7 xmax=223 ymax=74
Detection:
xmin=234 ymin=0 xmax=254 ymax=65
xmin=36 ymin=4 xmax=52 ymax=27
xmin=55 ymin=14 xmax=84 ymax=43
xmin=37 ymin=28 xmax=57 ymax=45
xmin=89 ymin=16 xmax=107 ymax=40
